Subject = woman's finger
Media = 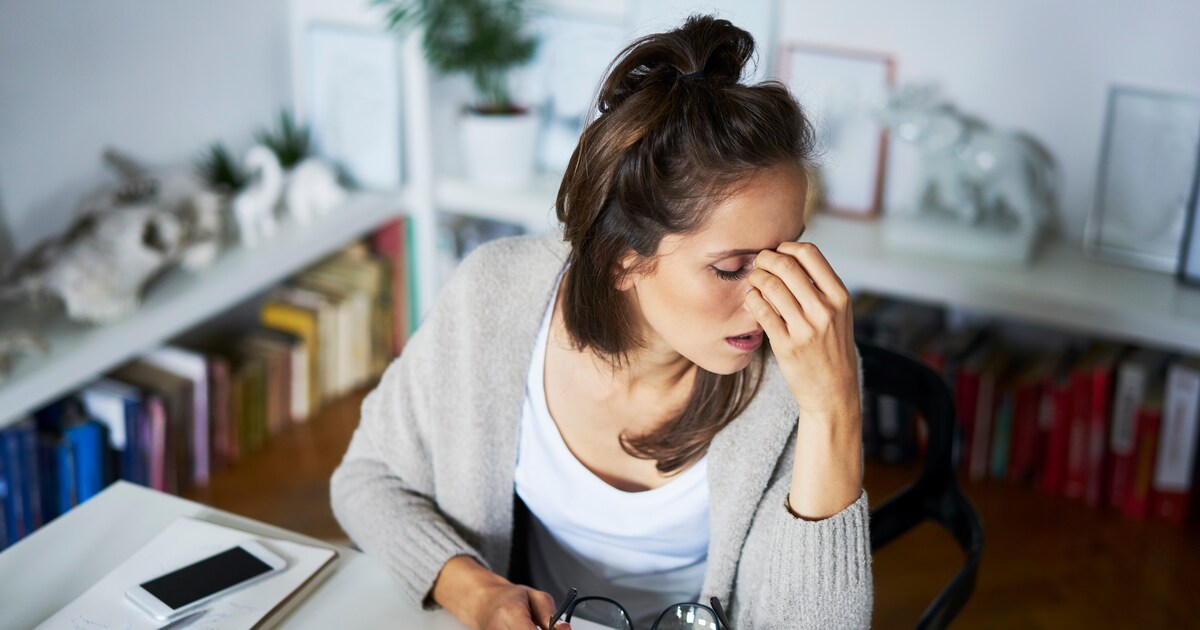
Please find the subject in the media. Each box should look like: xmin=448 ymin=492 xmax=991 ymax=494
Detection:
xmin=744 ymin=286 xmax=788 ymax=342
xmin=747 ymin=267 xmax=808 ymax=332
xmin=528 ymin=589 xmax=560 ymax=630
xmin=775 ymin=241 xmax=850 ymax=307
xmin=753 ymin=249 xmax=826 ymax=313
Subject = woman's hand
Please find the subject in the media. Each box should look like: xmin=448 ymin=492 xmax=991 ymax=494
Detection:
xmin=744 ymin=241 xmax=864 ymax=519
xmin=433 ymin=555 xmax=569 ymax=629
xmin=743 ymin=242 xmax=859 ymax=419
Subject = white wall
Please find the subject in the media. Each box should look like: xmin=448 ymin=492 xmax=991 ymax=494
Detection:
xmin=777 ymin=0 xmax=1200 ymax=240
xmin=0 ymin=0 xmax=291 ymax=263
xmin=2 ymin=0 xmax=1196 ymax=261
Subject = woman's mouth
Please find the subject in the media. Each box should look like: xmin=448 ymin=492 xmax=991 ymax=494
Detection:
xmin=725 ymin=330 xmax=764 ymax=352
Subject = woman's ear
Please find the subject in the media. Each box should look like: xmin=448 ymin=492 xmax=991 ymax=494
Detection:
xmin=613 ymin=250 xmax=639 ymax=292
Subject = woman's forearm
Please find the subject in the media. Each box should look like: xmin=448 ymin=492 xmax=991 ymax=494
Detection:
xmin=786 ymin=407 xmax=864 ymax=520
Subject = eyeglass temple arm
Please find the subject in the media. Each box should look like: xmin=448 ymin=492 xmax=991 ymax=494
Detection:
xmin=710 ymin=597 xmax=732 ymax=629
xmin=549 ymin=588 xmax=578 ymax=629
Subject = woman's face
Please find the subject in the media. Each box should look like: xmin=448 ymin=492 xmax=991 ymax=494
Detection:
xmin=621 ymin=161 xmax=809 ymax=375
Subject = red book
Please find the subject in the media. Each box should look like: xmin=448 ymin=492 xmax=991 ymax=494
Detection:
xmin=370 ymin=217 xmax=411 ymax=358
xmin=1150 ymin=357 xmax=1200 ymax=526
xmin=1122 ymin=378 xmax=1166 ymax=520
xmin=1108 ymin=350 xmax=1171 ymax=510
xmin=1085 ymin=345 xmax=1127 ymax=507
xmin=970 ymin=347 xmax=1015 ymax=481
xmin=1007 ymin=352 xmax=1056 ymax=485
xmin=955 ymin=340 xmax=994 ymax=476
xmin=1040 ymin=360 xmax=1077 ymax=495
xmin=1061 ymin=342 xmax=1123 ymax=502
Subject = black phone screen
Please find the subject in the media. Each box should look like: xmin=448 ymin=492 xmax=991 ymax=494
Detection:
xmin=140 ymin=546 xmax=273 ymax=609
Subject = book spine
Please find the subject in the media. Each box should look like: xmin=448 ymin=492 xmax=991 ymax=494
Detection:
xmin=1084 ymin=368 xmax=1115 ymax=507
xmin=1151 ymin=362 xmax=1200 ymax=525
xmin=1108 ymin=362 xmax=1147 ymax=509
xmin=1062 ymin=371 xmax=1091 ymax=500
xmin=1041 ymin=377 xmax=1073 ymax=494
xmin=1122 ymin=405 xmax=1161 ymax=520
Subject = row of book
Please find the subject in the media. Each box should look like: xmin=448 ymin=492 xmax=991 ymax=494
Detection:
xmin=0 ymin=218 xmax=416 ymax=550
xmin=854 ymin=292 xmax=1200 ymax=526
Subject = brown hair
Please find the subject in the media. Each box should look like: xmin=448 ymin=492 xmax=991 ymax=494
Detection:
xmin=554 ymin=14 xmax=819 ymax=474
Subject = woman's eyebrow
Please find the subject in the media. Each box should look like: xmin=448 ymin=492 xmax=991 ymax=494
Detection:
xmin=705 ymin=226 xmax=807 ymax=258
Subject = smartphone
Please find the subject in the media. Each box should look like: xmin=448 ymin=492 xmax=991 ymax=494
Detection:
xmin=124 ymin=540 xmax=287 ymax=621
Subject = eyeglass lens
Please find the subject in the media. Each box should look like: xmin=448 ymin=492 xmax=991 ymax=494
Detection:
xmin=570 ymin=598 xmax=633 ymax=630
xmin=652 ymin=604 xmax=720 ymax=630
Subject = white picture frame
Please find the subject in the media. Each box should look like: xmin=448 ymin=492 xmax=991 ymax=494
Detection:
xmin=777 ymin=43 xmax=895 ymax=219
xmin=306 ymin=24 xmax=403 ymax=191
xmin=1085 ymin=85 xmax=1200 ymax=272
xmin=1178 ymin=148 xmax=1200 ymax=286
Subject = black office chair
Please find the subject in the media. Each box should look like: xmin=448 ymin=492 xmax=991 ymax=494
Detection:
xmin=858 ymin=337 xmax=985 ymax=629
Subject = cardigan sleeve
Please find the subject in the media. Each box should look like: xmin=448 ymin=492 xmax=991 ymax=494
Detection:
xmin=730 ymin=343 xmax=873 ymax=628
xmin=330 ymin=355 xmax=490 ymax=610
xmin=732 ymin=484 xmax=873 ymax=629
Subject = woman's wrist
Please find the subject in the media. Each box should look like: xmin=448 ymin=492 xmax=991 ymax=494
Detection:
xmin=432 ymin=555 xmax=508 ymax=624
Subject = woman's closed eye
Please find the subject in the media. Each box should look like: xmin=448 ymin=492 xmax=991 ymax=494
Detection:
xmin=711 ymin=264 xmax=751 ymax=281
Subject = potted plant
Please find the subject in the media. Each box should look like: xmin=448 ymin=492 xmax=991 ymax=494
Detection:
xmin=377 ymin=0 xmax=540 ymax=189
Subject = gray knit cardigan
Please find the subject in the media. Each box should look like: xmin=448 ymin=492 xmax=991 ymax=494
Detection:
xmin=330 ymin=232 xmax=873 ymax=628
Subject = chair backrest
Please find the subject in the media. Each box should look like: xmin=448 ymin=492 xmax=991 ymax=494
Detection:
xmin=858 ymin=337 xmax=985 ymax=630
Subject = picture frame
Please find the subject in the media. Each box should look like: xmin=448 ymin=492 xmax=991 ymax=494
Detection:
xmin=306 ymin=23 xmax=404 ymax=191
xmin=1085 ymin=85 xmax=1200 ymax=273
xmin=776 ymin=43 xmax=895 ymax=219
xmin=1177 ymin=145 xmax=1200 ymax=287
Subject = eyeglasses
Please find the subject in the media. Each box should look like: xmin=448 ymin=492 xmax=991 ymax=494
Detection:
xmin=549 ymin=587 xmax=733 ymax=630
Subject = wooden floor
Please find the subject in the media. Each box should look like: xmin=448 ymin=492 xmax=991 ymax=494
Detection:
xmin=187 ymin=389 xmax=1200 ymax=629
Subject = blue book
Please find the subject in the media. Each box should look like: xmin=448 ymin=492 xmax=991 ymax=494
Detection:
xmin=65 ymin=421 xmax=109 ymax=503
xmin=1 ymin=419 xmax=42 ymax=545
xmin=0 ymin=441 xmax=9 ymax=549
xmin=80 ymin=380 xmax=144 ymax=484
xmin=36 ymin=437 xmax=76 ymax=521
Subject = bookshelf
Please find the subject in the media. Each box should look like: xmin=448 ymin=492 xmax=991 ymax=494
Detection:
xmin=0 ymin=191 xmax=409 ymax=430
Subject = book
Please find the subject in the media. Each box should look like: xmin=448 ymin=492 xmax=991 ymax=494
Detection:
xmin=262 ymin=288 xmax=327 ymax=408
xmin=110 ymin=361 xmax=195 ymax=495
xmin=1061 ymin=342 xmax=1125 ymax=503
xmin=969 ymin=343 xmax=1016 ymax=481
xmin=918 ymin=323 xmax=987 ymax=466
xmin=37 ymin=516 xmax=339 ymax=630
xmin=1006 ymin=351 xmax=1058 ymax=485
xmin=370 ymin=217 xmax=412 ymax=356
xmin=80 ymin=379 xmax=145 ymax=484
xmin=1 ymin=418 xmax=42 ymax=546
xmin=1107 ymin=349 xmax=1172 ymax=510
xmin=1151 ymin=356 xmax=1200 ymax=525
xmin=1039 ymin=349 xmax=1080 ymax=495
xmin=238 ymin=332 xmax=294 ymax=437
xmin=209 ymin=355 xmax=234 ymax=469
xmin=1122 ymin=373 xmax=1167 ymax=520
xmin=143 ymin=347 xmax=212 ymax=487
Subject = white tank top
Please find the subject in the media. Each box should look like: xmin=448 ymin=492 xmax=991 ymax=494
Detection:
xmin=514 ymin=265 xmax=709 ymax=628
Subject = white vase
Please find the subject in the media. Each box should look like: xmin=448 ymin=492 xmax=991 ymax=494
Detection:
xmin=459 ymin=108 xmax=539 ymax=190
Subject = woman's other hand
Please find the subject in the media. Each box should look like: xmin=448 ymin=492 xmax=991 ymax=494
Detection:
xmin=433 ymin=555 xmax=569 ymax=629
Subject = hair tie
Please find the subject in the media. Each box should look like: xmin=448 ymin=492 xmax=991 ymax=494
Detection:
xmin=679 ymin=70 xmax=706 ymax=83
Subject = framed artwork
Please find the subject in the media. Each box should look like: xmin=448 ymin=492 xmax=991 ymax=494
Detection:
xmin=306 ymin=24 xmax=403 ymax=191
xmin=1085 ymin=85 xmax=1200 ymax=272
xmin=777 ymin=43 xmax=895 ymax=219
xmin=1178 ymin=147 xmax=1200 ymax=287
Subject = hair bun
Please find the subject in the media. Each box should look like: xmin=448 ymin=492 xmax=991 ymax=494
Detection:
xmin=597 ymin=14 xmax=756 ymax=113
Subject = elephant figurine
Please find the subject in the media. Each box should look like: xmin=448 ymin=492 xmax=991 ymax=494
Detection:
xmin=878 ymin=84 xmax=1058 ymax=237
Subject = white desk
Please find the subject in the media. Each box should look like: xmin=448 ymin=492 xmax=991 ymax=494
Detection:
xmin=0 ymin=481 xmax=467 ymax=630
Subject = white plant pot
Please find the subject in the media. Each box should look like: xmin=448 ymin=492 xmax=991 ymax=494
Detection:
xmin=459 ymin=108 xmax=539 ymax=190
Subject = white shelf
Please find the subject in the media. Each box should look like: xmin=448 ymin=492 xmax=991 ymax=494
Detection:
xmin=0 ymin=191 xmax=409 ymax=429
xmin=435 ymin=173 xmax=563 ymax=235
xmin=434 ymin=174 xmax=1200 ymax=355
xmin=806 ymin=213 xmax=1200 ymax=354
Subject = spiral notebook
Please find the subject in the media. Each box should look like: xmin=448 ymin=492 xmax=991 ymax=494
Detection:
xmin=37 ymin=516 xmax=339 ymax=630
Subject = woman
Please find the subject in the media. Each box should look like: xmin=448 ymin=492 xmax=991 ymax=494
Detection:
xmin=332 ymin=15 xmax=872 ymax=630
